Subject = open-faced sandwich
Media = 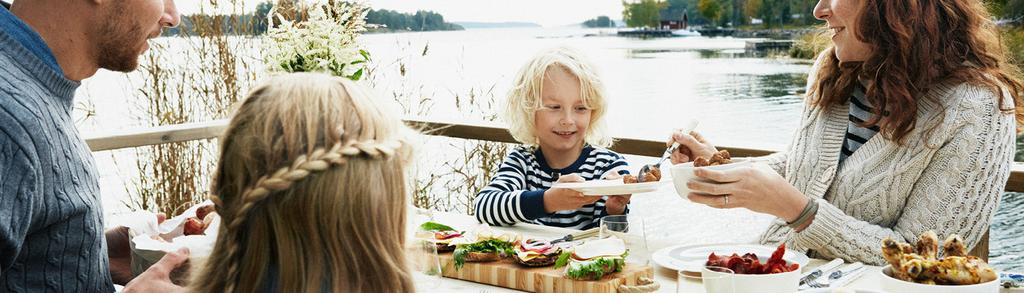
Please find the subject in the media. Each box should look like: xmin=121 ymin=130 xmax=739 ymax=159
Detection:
xmin=449 ymin=228 xmax=517 ymax=269
xmin=555 ymin=237 xmax=627 ymax=280
xmin=512 ymin=239 xmax=563 ymax=267
xmin=418 ymin=221 xmax=464 ymax=253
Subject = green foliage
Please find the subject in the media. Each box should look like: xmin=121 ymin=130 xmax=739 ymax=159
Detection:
xmin=643 ymin=0 xmax=820 ymax=28
xmin=452 ymin=239 xmax=515 ymax=269
xmin=163 ymin=1 xmax=272 ymax=36
xmin=584 ymin=16 xmax=615 ymax=28
xmin=623 ymin=0 xmax=667 ymax=28
xmin=554 ymin=251 xmax=573 ymax=268
xmin=698 ymin=0 xmax=723 ymax=24
xmin=365 ymin=9 xmax=464 ymax=31
xmin=565 ymin=257 xmax=625 ymax=280
xmin=263 ymin=1 xmax=370 ymax=80
xmin=419 ymin=221 xmax=456 ymax=231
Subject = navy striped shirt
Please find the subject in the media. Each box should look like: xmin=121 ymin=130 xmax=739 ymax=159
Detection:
xmin=840 ymin=83 xmax=880 ymax=162
xmin=474 ymin=145 xmax=630 ymax=230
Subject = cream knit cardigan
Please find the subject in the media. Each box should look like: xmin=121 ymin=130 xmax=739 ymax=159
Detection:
xmin=757 ymin=56 xmax=1017 ymax=265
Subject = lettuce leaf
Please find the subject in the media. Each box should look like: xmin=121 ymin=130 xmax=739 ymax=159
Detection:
xmin=419 ymin=222 xmax=455 ymax=231
xmin=451 ymin=239 xmax=514 ymax=270
xmin=565 ymin=257 xmax=625 ymax=280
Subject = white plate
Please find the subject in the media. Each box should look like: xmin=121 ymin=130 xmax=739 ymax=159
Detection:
xmin=551 ymin=179 xmax=670 ymax=196
xmin=652 ymin=243 xmax=811 ymax=273
xmin=799 ymin=289 xmax=885 ymax=293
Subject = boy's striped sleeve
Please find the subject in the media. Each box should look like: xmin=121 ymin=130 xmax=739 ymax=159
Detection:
xmin=473 ymin=151 xmax=548 ymax=226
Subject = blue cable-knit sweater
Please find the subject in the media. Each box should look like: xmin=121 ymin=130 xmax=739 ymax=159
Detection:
xmin=0 ymin=8 xmax=112 ymax=293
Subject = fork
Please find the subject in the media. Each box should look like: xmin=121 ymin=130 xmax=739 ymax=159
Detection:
xmin=637 ymin=119 xmax=699 ymax=182
xmin=806 ymin=265 xmax=866 ymax=288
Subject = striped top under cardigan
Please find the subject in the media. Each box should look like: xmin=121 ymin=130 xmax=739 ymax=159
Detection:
xmin=474 ymin=145 xmax=630 ymax=230
xmin=840 ymin=82 xmax=880 ymax=162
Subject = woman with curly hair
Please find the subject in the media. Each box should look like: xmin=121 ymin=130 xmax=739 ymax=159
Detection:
xmin=669 ymin=0 xmax=1024 ymax=265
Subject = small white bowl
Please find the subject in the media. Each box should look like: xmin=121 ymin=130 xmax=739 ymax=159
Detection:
xmin=701 ymin=265 xmax=800 ymax=293
xmin=880 ymin=265 xmax=999 ymax=293
xmin=669 ymin=158 xmax=753 ymax=199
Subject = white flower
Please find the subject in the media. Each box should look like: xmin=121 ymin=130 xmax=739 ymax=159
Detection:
xmin=263 ymin=1 xmax=370 ymax=80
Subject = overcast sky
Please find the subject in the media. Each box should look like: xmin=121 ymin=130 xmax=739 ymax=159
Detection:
xmin=174 ymin=0 xmax=624 ymax=27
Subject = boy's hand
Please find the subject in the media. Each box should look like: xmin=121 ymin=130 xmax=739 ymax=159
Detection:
xmin=544 ymin=174 xmax=600 ymax=213
xmin=605 ymin=194 xmax=631 ymax=215
xmin=599 ymin=172 xmax=631 ymax=215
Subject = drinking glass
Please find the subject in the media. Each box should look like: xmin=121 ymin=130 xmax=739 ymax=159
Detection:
xmin=406 ymin=207 xmax=443 ymax=290
xmin=406 ymin=238 xmax=443 ymax=290
xmin=598 ymin=214 xmax=649 ymax=265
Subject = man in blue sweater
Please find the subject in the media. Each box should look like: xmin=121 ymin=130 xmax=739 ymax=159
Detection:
xmin=0 ymin=0 xmax=185 ymax=292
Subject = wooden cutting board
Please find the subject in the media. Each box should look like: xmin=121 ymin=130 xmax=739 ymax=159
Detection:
xmin=438 ymin=253 xmax=654 ymax=293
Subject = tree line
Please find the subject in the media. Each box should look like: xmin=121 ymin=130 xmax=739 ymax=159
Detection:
xmin=623 ymin=0 xmax=1024 ymax=29
xmin=365 ymin=9 xmax=464 ymax=31
xmin=163 ymin=1 xmax=463 ymax=36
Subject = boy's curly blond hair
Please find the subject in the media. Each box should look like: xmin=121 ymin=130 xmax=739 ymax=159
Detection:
xmin=504 ymin=46 xmax=613 ymax=148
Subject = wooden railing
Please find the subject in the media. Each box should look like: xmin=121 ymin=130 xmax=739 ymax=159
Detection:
xmin=84 ymin=117 xmax=1008 ymax=258
xmin=84 ymin=118 xmax=1024 ymax=192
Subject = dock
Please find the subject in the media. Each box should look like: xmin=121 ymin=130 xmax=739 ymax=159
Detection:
xmin=616 ymin=29 xmax=673 ymax=38
xmin=745 ymin=39 xmax=795 ymax=51
xmin=695 ymin=28 xmax=736 ymax=37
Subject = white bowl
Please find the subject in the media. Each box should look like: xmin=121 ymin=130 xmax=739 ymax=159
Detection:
xmin=669 ymin=158 xmax=753 ymax=199
xmin=880 ymin=265 xmax=999 ymax=293
xmin=701 ymin=265 xmax=800 ymax=293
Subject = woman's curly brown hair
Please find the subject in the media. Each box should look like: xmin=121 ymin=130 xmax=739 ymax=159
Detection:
xmin=809 ymin=0 xmax=1024 ymax=143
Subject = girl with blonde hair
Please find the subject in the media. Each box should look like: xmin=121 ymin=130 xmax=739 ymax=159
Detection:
xmin=190 ymin=72 xmax=415 ymax=292
xmin=474 ymin=46 xmax=632 ymax=230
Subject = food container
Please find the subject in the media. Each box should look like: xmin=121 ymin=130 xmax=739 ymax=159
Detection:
xmin=124 ymin=201 xmax=219 ymax=280
xmin=880 ymin=265 xmax=999 ymax=293
xmin=700 ymin=265 xmax=800 ymax=293
xmin=669 ymin=158 xmax=753 ymax=198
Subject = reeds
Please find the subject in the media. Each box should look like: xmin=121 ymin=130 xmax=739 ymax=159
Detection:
xmin=127 ymin=1 xmax=259 ymax=216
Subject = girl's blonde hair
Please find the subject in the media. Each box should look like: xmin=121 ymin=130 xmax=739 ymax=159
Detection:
xmin=190 ymin=73 xmax=414 ymax=293
xmin=504 ymin=46 xmax=613 ymax=148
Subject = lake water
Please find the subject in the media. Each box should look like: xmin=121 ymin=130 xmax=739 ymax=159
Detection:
xmin=76 ymin=27 xmax=1021 ymax=271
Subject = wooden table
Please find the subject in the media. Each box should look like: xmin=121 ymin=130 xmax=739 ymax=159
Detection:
xmin=416 ymin=209 xmax=1018 ymax=293
xmin=413 ymin=210 xmax=882 ymax=292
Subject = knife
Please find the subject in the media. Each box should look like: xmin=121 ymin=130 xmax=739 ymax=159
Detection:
xmin=799 ymin=258 xmax=844 ymax=286
xmin=828 ymin=262 xmax=864 ymax=281
xmin=550 ymin=227 xmax=599 ymax=244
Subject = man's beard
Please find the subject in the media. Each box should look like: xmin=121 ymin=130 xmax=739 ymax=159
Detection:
xmin=96 ymin=18 xmax=146 ymax=73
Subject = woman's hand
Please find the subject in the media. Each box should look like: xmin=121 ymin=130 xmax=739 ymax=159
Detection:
xmin=544 ymin=174 xmax=601 ymax=213
xmin=601 ymin=172 xmax=632 ymax=215
xmin=669 ymin=130 xmax=719 ymax=164
xmin=685 ymin=163 xmax=809 ymax=223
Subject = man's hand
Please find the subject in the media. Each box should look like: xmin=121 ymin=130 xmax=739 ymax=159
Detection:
xmin=107 ymin=213 xmax=165 ymax=285
xmin=543 ymin=174 xmax=601 ymax=213
xmin=122 ymin=247 xmax=190 ymax=293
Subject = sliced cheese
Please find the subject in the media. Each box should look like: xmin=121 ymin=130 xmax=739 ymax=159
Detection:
xmin=573 ymin=237 xmax=626 ymax=259
xmin=516 ymin=250 xmax=543 ymax=261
